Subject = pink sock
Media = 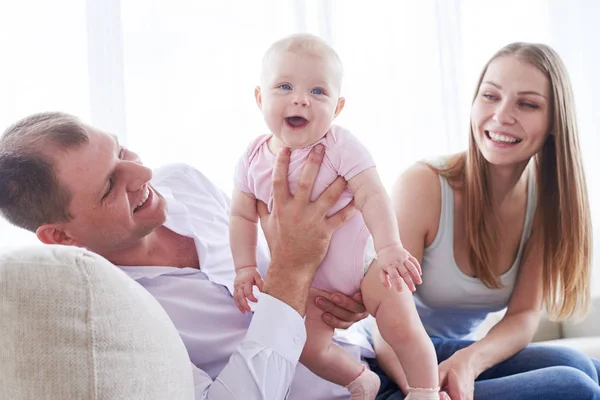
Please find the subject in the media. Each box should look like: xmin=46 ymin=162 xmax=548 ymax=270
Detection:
xmin=345 ymin=367 xmax=381 ymax=400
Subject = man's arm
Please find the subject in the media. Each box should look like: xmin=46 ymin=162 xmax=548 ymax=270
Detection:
xmin=257 ymin=145 xmax=356 ymax=316
xmin=192 ymin=294 xmax=306 ymax=399
xmin=201 ymin=144 xmax=355 ymax=399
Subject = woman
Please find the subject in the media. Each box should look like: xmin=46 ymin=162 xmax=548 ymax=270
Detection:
xmin=374 ymin=42 xmax=600 ymax=400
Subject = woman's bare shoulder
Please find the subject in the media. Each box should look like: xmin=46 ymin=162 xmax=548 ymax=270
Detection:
xmin=391 ymin=161 xmax=444 ymax=229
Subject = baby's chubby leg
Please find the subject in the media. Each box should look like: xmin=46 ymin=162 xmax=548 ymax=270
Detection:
xmin=361 ymin=259 xmax=438 ymax=393
xmin=301 ymin=290 xmax=380 ymax=400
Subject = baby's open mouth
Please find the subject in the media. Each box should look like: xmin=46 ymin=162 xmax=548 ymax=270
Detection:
xmin=285 ymin=116 xmax=309 ymax=128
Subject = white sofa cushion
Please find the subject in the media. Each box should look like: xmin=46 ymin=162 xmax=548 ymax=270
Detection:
xmin=0 ymin=245 xmax=194 ymax=400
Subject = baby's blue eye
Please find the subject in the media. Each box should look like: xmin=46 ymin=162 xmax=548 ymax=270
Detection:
xmin=311 ymin=88 xmax=324 ymax=95
xmin=279 ymin=84 xmax=292 ymax=90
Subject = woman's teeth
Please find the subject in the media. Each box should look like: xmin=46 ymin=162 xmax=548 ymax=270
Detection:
xmin=135 ymin=187 xmax=150 ymax=210
xmin=487 ymin=131 xmax=521 ymax=144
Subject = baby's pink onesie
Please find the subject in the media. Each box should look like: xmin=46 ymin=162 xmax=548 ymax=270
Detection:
xmin=234 ymin=125 xmax=375 ymax=294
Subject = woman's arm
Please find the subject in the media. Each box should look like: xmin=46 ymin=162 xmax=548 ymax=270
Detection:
xmin=447 ymin=230 xmax=544 ymax=375
xmin=438 ymin=229 xmax=543 ymax=400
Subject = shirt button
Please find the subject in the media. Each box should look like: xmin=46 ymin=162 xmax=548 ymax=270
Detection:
xmin=293 ymin=336 xmax=302 ymax=345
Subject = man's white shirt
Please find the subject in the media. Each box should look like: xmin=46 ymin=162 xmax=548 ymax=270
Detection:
xmin=119 ymin=164 xmax=370 ymax=400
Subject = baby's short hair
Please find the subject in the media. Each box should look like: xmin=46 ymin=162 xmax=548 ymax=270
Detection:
xmin=261 ymin=33 xmax=343 ymax=89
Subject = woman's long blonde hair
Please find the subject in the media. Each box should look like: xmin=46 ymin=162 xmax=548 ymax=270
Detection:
xmin=433 ymin=43 xmax=592 ymax=320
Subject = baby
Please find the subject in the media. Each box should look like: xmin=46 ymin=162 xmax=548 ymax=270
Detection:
xmin=230 ymin=34 xmax=440 ymax=400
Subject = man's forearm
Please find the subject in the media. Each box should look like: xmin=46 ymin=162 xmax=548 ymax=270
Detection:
xmin=262 ymin=261 xmax=314 ymax=317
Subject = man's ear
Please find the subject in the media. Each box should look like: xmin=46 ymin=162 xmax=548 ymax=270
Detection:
xmin=36 ymin=224 xmax=79 ymax=246
xmin=254 ymin=86 xmax=263 ymax=110
xmin=334 ymin=97 xmax=345 ymax=119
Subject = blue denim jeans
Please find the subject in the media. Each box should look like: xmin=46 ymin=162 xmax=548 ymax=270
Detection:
xmin=374 ymin=337 xmax=600 ymax=400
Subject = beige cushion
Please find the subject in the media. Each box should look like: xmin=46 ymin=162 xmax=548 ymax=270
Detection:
xmin=0 ymin=245 xmax=194 ymax=400
xmin=562 ymin=296 xmax=600 ymax=339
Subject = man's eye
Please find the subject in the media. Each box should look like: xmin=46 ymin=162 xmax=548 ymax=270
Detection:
xmin=103 ymin=178 xmax=114 ymax=200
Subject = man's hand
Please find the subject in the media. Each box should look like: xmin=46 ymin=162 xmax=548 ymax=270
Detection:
xmin=313 ymin=289 xmax=368 ymax=329
xmin=257 ymin=145 xmax=356 ymax=316
xmin=438 ymin=351 xmax=476 ymax=400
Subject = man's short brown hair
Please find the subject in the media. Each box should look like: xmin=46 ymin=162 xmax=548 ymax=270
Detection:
xmin=0 ymin=112 xmax=89 ymax=232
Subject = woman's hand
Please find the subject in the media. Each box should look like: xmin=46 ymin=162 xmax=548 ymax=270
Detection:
xmin=438 ymin=350 xmax=477 ymax=400
xmin=312 ymin=289 xmax=369 ymax=329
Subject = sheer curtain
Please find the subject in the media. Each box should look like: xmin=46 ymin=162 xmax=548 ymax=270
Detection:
xmin=1 ymin=0 xmax=599 ymax=293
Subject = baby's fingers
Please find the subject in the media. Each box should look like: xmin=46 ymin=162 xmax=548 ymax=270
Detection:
xmin=379 ymin=268 xmax=391 ymax=290
xmin=400 ymin=270 xmax=417 ymax=292
xmin=386 ymin=267 xmax=404 ymax=292
xmin=234 ymin=288 xmax=250 ymax=313
xmin=254 ymin=275 xmax=264 ymax=291
xmin=404 ymin=259 xmax=422 ymax=285
xmin=244 ymin=283 xmax=258 ymax=303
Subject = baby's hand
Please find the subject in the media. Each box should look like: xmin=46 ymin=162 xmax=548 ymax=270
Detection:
xmin=234 ymin=266 xmax=264 ymax=313
xmin=376 ymin=244 xmax=422 ymax=292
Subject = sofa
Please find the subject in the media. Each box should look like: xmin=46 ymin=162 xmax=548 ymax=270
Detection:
xmin=1 ymin=245 xmax=599 ymax=398
xmin=475 ymin=297 xmax=600 ymax=360
xmin=0 ymin=245 xmax=195 ymax=399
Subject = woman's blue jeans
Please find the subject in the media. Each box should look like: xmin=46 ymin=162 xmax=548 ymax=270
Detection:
xmin=374 ymin=337 xmax=600 ymax=399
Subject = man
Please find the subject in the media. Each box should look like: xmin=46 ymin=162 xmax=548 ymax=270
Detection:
xmin=0 ymin=112 xmax=374 ymax=399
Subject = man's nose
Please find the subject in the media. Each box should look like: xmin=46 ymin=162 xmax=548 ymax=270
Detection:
xmin=120 ymin=161 xmax=153 ymax=192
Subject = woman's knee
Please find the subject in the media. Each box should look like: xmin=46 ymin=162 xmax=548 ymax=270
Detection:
xmin=528 ymin=345 xmax=598 ymax=383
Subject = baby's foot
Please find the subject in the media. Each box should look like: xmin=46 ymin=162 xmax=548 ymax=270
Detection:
xmin=405 ymin=387 xmax=441 ymax=400
xmin=345 ymin=367 xmax=380 ymax=400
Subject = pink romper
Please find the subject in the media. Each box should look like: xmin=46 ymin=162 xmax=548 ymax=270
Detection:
xmin=234 ymin=125 xmax=376 ymax=294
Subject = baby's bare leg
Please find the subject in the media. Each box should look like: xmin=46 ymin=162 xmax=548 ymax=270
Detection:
xmin=301 ymin=291 xmax=380 ymax=400
xmin=361 ymin=260 xmax=438 ymax=392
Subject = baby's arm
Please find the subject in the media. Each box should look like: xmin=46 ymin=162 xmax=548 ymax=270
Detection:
xmin=230 ymin=188 xmax=264 ymax=312
xmin=348 ymin=168 xmax=421 ymax=291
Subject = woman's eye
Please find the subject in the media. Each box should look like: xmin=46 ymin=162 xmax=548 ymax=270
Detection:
xmin=279 ymin=84 xmax=292 ymax=90
xmin=482 ymin=93 xmax=497 ymax=100
xmin=311 ymin=88 xmax=324 ymax=95
xmin=520 ymin=102 xmax=539 ymax=109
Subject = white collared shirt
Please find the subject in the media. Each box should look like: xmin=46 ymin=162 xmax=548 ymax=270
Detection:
xmin=120 ymin=163 xmax=366 ymax=400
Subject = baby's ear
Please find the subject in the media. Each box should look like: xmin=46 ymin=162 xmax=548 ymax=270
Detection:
xmin=334 ymin=97 xmax=345 ymax=118
xmin=254 ymin=86 xmax=263 ymax=110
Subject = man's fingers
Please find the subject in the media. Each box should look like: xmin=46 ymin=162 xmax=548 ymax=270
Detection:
xmin=316 ymin=176 xmax=347 ymax=215
xmin=271 ymin=147 xmax=292 ymax=209
xmin=256 ymin=201 xmax=269 ymax=220
xmin=321 ymin=312 xmax=353 ymax=330
xmin=326 ymin=198 xmax=356 ymax=231
xmin=295 ymin=144 xmax=325 ymax=202
xmin=326 ymin=291 xmax=366 ymax=314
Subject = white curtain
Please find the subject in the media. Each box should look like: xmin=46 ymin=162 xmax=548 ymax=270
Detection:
xmin=1 ymin=0 xmax=599 ymax=293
